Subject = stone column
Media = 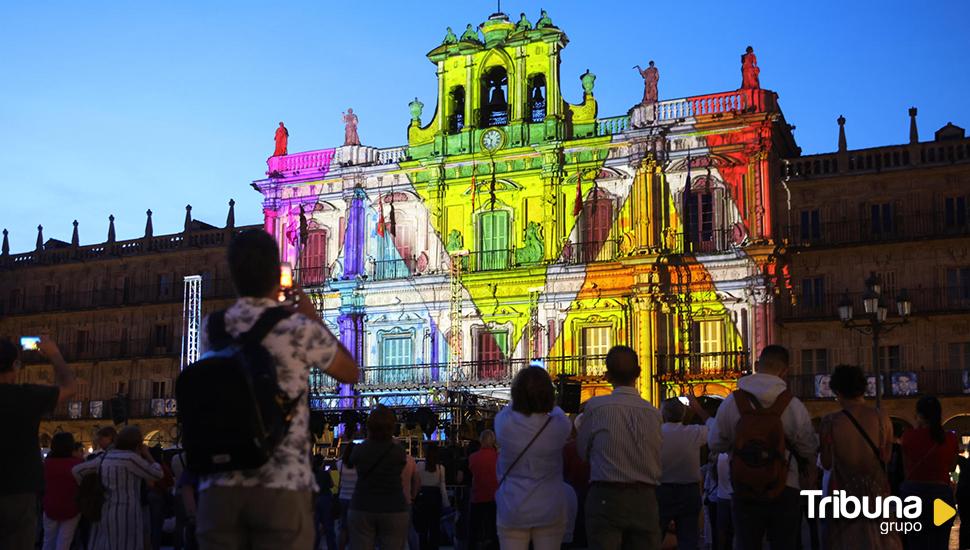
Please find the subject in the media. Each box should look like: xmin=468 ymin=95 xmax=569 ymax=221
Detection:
xmin=341 ymin=187 xmax=367 ymax=279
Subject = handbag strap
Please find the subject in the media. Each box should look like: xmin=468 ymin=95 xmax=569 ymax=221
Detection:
xmin=358 ymin=443 xmax=395 ymax=480
xmin=499 ymin=415 xmax=553 ymax=486
xmin=842 ymin=409 xmax=885 ymax=469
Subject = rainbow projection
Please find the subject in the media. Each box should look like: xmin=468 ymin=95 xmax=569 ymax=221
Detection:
xmin=253 ymin=11 xmax=793 ymax=410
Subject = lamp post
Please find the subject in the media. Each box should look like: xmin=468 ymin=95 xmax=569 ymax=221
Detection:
xmin=837 ymin=272 xmax=912 ymax=409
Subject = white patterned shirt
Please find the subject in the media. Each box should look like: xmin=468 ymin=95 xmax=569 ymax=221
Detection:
xmin=577 ymin=386 xmax=663 ymax=485
xmin=198 ymin=297 xmax=338 ymax=493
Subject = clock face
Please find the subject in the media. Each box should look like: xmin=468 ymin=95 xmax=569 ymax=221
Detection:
xmin=482 ymin=129 xmax=504 ymax=152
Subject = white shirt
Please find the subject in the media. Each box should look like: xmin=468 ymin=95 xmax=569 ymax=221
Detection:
xmin=660 ymin=419 xmax=714 ymax=484
xmin=577 ymin=386 xmax=663 ymax=485
xmin=716 ymin=452 xmax=733 ymax=499
xmin=198 ymin=297 xmax=338 ymax=493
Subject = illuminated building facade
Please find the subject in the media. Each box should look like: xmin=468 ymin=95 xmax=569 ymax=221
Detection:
xmin=254 ymin=10 xmax=797 ymax=412
xmin=0 ymin=204 xmax=252 ymax=447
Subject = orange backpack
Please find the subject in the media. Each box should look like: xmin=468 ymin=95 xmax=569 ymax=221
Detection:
xmin=730 ymin=389 xmax=793 ymax=502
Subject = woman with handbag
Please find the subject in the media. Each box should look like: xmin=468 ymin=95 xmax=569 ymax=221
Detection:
xmin=818 ymin=365 xmax=900 ymax=550
xmin=900 ymin=395 xmax=959 ymax=550
xmin=41 ymin=432 xmax=83 ymax=550
xmin=72 ymin=426 xmax=163 ymax=550
xmin=413 ymin=443 xmax=448 ymax=550
xmin=494 ymin=367 xmax=572 ymax=550
xmin=347 ymin=406 xmax=408 ymax=550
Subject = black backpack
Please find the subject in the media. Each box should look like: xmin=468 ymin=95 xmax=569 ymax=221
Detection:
xmin=175 ymin=307 xmax=302 ymax=474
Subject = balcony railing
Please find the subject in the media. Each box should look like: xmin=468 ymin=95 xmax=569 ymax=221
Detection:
xmin=467 ymin=249 xmax=514 ymax=273
xmin=295 ymin=266 xmax=331 ymax=287
xmin=778 ymin=286 xmax=970 ymax=320
xmin=1 ymin=278 xmax=236 ymax=316
xmin=372 ymin=258 xmax=414 ymax=281
xmin=656 ymin=351 xmax=750 ymax=380
xmin=784 ymin=214 xmax=970 ymax=248
xmin=787 ymin=370 xmax=969 ymax=401
xmin=21 ymin=339 xmax=177 ymax=365
xmin=47 ymin=397 xmax=177 ymax=421
xmin=558 ymin=239 xmax=621 ymax=265
xmin=266 ymin=148 xmax=336 ymax=178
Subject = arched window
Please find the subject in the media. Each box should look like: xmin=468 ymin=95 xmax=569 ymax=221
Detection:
xmin=300 ymin=229 xmax=328 ymax=286
xmin=578 ymin=189 xmax=613 ymax=262
xmin=481 ymin=66 xmax=509 ymax=127
xmin=528 ymin=74 xmax=547 ymax=123
xmin=449 ymin=86 xmax=465 ymax=133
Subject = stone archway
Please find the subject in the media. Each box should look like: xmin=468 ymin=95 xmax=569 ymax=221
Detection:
xmin=944 ymin=414 xmax=970 ymax=444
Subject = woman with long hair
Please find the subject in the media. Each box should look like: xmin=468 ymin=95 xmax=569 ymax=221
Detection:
xmin=494 ymin=367 xmax=572 ymax=550
xmin=72 ymin=426 xmax=163 ymax=550
xmin=42 ymin=432 xmax=83 ymax=550
xmin=818 ymin=365 xmax=900 ymax=549
xmin=413 ymin=443 xmax=448 ymax=550
xmin=900 ymin=395 xmax=959 ymax=549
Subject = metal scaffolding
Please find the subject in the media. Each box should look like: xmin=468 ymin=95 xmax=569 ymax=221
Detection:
xmin=448 ymin=250 xmax=468 ymax=385
xmin=180 ymin=275 xmax=202 ymax=369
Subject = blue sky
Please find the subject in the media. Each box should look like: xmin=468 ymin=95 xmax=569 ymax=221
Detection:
xmin=1 ymin=0 xmax=968 ymax=252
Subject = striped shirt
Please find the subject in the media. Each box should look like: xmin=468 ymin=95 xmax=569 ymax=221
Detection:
xmin=577 ymin=386 xmax=663 ymax=485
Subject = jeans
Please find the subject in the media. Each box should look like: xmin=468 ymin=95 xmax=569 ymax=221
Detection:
xmin=347 ymin=509 xmax=409 ymax=550
xmin=42 ymin=513 xmax=80 ymax=550
xmin=900 ymin=481 xmax=955 ymax=550
xmin=413 ymin=487 xmax=443 ymax=550
xmin=657 ymin=482 xmax=702 ymax=550
xmin=715 ymin=498 xmax=734 ymax=550
xmin=0 ymin=493 xmax=37 ymax=550
xmin=314 ymin=494 xmax=337 ymax=550
xmin=585 ymin=483 xmax=661 ymax=550
xmin=196 ymin=486 xmax=313 ymax=550
xmin=147 ymin=491 xmax=166 ymax=550
xmin=731 ymin=487 xmax=801 ymax=550
xmin=467 ymin=501 xmax=498 ymax=550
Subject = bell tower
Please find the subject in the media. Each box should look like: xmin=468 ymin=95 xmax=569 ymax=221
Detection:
xmin=407 ymin=10 xmax=596 ymax=159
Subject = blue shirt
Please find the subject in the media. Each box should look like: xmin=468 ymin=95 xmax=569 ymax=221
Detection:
xmin=494 ymin=405 xmax=571 ymax=529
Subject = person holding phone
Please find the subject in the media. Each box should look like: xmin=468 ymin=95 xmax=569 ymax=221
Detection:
xmin=0 ymin=335 xmax=77 ymax=550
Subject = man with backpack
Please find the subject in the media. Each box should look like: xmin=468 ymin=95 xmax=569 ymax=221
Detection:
xmin=182 ymin=229 xmax=359 ymax=550
xmin=707 ymin=345 xmax=818 ymax=550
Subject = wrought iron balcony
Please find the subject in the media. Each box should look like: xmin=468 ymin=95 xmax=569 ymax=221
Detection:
xmin=778 ymin=286 xmax=970 ymax=321
xmin=47 ymin=397 xmax=176 ymax=421
xmin=787 ymin=369 xmax=969 ymax=401
xmin=783 ymin=214 xmax=970 ymax=249
xmin=655 ymin=351 xmax=750 ymax=381
xmin=21 ymin=339 xmax=176 ymax=364
xmin=558 ymin=239 xmax=621 ymax=265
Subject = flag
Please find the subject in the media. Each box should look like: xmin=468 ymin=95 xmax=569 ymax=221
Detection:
xmin=683 ymin=154 xmax=692 ymax=250
xmin=572 ymin=159 xmax=583 ymax=217
xmin=470 ymin=166 xmax=477 ymax=212
xmin=388 ymin=199 xmax=397 ymax=237
xmin=376 ymin=196 xmax=386 ymax=237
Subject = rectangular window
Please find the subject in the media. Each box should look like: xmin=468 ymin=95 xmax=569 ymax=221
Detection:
xmin=801 ymin=277 xmax=826 ymax=309
xmin=799 ymin=209 xmax=821 ymax=242
xmin=693 ymin=320 xmax=724 ymax=374
xmin=75 ymin=330 xmax=89 ymax=356
xmin=301 ymin=231 xmax=328 ymax=285
xmin=945 ymin=196 xmax=968 ymax=228
xmin=877 ymin=271 xmax=897 ymax=300
xmin=44 ymin=284 xmax=59 ymax=310
xmin=8 ymin=289 xmax=22 ymax=312
xmin=479 ymin=211 xmax=510 ymax=271
xmin=581 ymin=326 xmax=613 ymax=358
xmin=801 ymin=349 xmax=829 ymax=373
xmin=687 ymin=190 xmax=715 ymax=247
xmin=153 ymin=324 xmax=170 ymax=350
xmin=379 ymin=335 xmax=413 ymax=385
xmin=151 ymin=381 xmax=167 ymax=399
xmin=116 ymin=381 xmax=127 ymax=395
xmin=948 ymin=342 xmax=970 ymax=371
xmin=477 ymin=329 xmax=508 ymax=380
xmin=869 ymin=203 xmax=896 ymax=237
xmin=947 ymin=267 xmax=970 ymax=302
xmin=157 ymin=273 xmax=173 ymax=300
xmin=879 ymin=345 xmax=901 ymax=371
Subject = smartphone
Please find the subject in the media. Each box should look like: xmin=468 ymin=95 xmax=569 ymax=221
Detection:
xmin=20 ymin=336 xmax=41 ymax=351
xmin=280 ymin=262 xmax=294 ymax=289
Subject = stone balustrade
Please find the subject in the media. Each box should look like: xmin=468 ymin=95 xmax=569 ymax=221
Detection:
xmin=783 ymin=136 xmax=970 ymax=180
xmin=266 ymin=148 xmax=336 ymax=177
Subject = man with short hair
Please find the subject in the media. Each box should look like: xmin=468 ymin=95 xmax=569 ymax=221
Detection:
xmin=0 ymin=335 xmax=76 ymax=550
xmin=195 ymin=230 xmax=359 ymax=550
xmin=87 ymin=426 xmax=117 ymax=459
xmin=708 ymin=345 xmax=818 ymax=550
xmin=658 ymin=394 xmax=711 ymax=550
xmin=577 ymin=345 xmax=663 ymax=549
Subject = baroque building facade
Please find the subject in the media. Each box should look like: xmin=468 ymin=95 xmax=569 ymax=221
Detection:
xmin=255 ymin=11 xmax=797 ymax=419
xmin=0 ymin=203 xmax=251 ymax=447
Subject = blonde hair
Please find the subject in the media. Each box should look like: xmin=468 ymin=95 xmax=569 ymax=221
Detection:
xmin=479 ymin=429 xmax=496 ymax=448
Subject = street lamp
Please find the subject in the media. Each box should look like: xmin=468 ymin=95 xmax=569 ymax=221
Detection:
xmin=838 ymin=271 xmax=913 ymax=409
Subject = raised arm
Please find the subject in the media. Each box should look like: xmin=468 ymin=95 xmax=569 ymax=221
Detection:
xmin=292 ymin=289 xmax=359 ymax=384
xmin=38 ymin=335 xmax=76 ymax=405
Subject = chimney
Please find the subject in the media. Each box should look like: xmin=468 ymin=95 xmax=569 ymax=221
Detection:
xmin=909 ymin=107 xmax=919 ymax=144
xmin=71 ymin=220 xmax=79 ymax=247
xmin=145 ymin=209 xmax=154 ymax=239
xmin=184 ymin=205 xmax=193 ymax=232
xmin=837 ymin=115 xmax=847 ymax=152
xmin=226 ymin=199 xmax=236 ymax=229
xmin=107 ymin=215 xmax=116 ymax=243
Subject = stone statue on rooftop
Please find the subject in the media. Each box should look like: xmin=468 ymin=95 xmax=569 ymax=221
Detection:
xmin=343 ymin=109 xmax=360 ymax=146
xmin=273 ymin=122 xmax=288 ymax=156
xmin=741 ymin=46 xmax=761 ymax=89
xmin=460 ymin=24 xmax=479 ymax=42
xmin=536 ymin=9 xmax=554 ymax=29
xmin=515 ymin=12 xmax=532 ymax=31
xmin=442 ymin=27 xmax=458 ymax=45
xmin=634 ymin=60 xmax=659 ymax=104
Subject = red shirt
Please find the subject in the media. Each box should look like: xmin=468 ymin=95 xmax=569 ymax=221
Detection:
xmin=468 ymin=447 xmax=498 ymax=503
xmin=901 ymin=427 xmax=958 ymax=484
xmin=43 ymin=456 xmax=83 ymax=520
